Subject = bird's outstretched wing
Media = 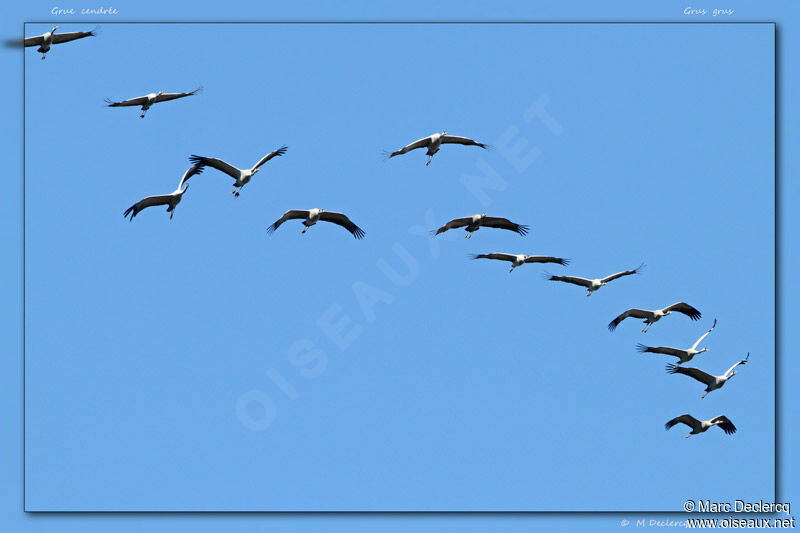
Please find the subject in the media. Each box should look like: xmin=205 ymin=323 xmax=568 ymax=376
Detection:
xmin=188 ymin=155 xmax=241 ymax=180
xmin=665 ymin=414 xmax=700 ymax=431
xmin=722 ymin=353 xmax=749 ymax=378
xmin=432 ymin=217 xmax=472 ymax=236
xmin=266 ymin=210 xmax=310 ymax=234
xmin=636 ymin=344 xmax=686 ymax=358
xmin=386 ymin=136 xmax=432 ymax=158
xmin=608 ymin=308 xmax=650 ymax=331
xmin=470 ymin=253 xmax=517 ymax=263
xmin=690 ymin=319 xmax=717 ymax=351
xmin=440 ymin=134 xmax=488 ymax=148
xmin=666 ymin=364 xmax=715 ymax=386
xmin=481 ymin=217 xmax=529 ymax=235
xmin=52 ymin=30 xmax=96 ymax=44
xmin=252 ymin=146 xmax=288 ymax=170
xmin=105 ymin=95 xmax=149 ymax=107
xmin=19 ymin=34 xmax=45 ymax=47
xmin=601 ymin=263 xmax=643 ymax=284
xmin=710 ymin=415 xmax=737 ymax=434
xmin=177 ymin=165 xmax=204 ymax=189
xmin=123 ymin=194 xmax=172 ymax=220
xmin=547 ymin=275 xmax=593 ymax=288
xmin=319 ymin=211 xmax=366 ymax=239
xmin=154 ymin=86 xmax=203 ymax=103
xmin=664 ymin=302 xmax=702 ymax=320
xmin=524 ymin=256 xmax=568 ymax=265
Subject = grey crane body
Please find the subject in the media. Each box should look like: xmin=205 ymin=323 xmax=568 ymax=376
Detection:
xmin=267 ymin=209 xmax=365 ymax=239
xmin=433 ymin=213 xmax=529 ymax=239
xmin=608 ymin=302 xmax=702 ymax=333
xmin=666 ymin=353 xmax=749 ymax=398
xmin=189 ymin=146 xmax=286 ymax=197
xmin=302 ymin=208 xmax=323 ymax=231
xmin=386 ymin=132 xmax=488 ymax=165
xmin=22 ymin=26 xmax=96 ymax=59
xmin=637 ymin=319 xmax=717 ymax=364
xmin=123 ymin=165 xmax=203 ymax=221
xmin=471 ymin=253 xmax=569 ymax=272
xmin=665 ymin=414 xmax=737 ymax=438
xmin=106 ymin=87 xmax=202 ymax=118
xmin=548 ymin=264 xmax=642 ymax=296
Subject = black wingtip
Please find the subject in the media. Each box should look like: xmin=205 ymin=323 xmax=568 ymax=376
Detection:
xmin=352 ymin=226 xmax=366 ymax=239
xmin=560 ymin=258 xmax=570 ymax=266
xmin=607 ymin=322 xmax=617 ymax=332
xmin=517 ymin=225 xmax=530 ymax=236
xmin=635 ymin=343 xmax=649 ymax=353
xmin=665 ymin=363 xmax=680 ymax=374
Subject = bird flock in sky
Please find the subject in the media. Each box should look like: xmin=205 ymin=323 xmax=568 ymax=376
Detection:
xmin=22 ymin=25 xmax=752 ymax=439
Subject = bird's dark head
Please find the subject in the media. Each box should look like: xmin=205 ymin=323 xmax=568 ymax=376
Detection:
xmin=442 ymin=131 xmax=448 ymax=135
xmin=51 ymin=26 xmax=59 ymax=33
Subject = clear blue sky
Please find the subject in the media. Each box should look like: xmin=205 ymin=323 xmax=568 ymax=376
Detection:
xmin=1 ymin=0 xmax=796 ymax=531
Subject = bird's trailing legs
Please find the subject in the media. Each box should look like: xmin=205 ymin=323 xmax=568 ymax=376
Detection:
xmin=426 ymin=155 xmax=433 ymax=166
xmin=41 ymin=54 xmax=46 ymax=60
